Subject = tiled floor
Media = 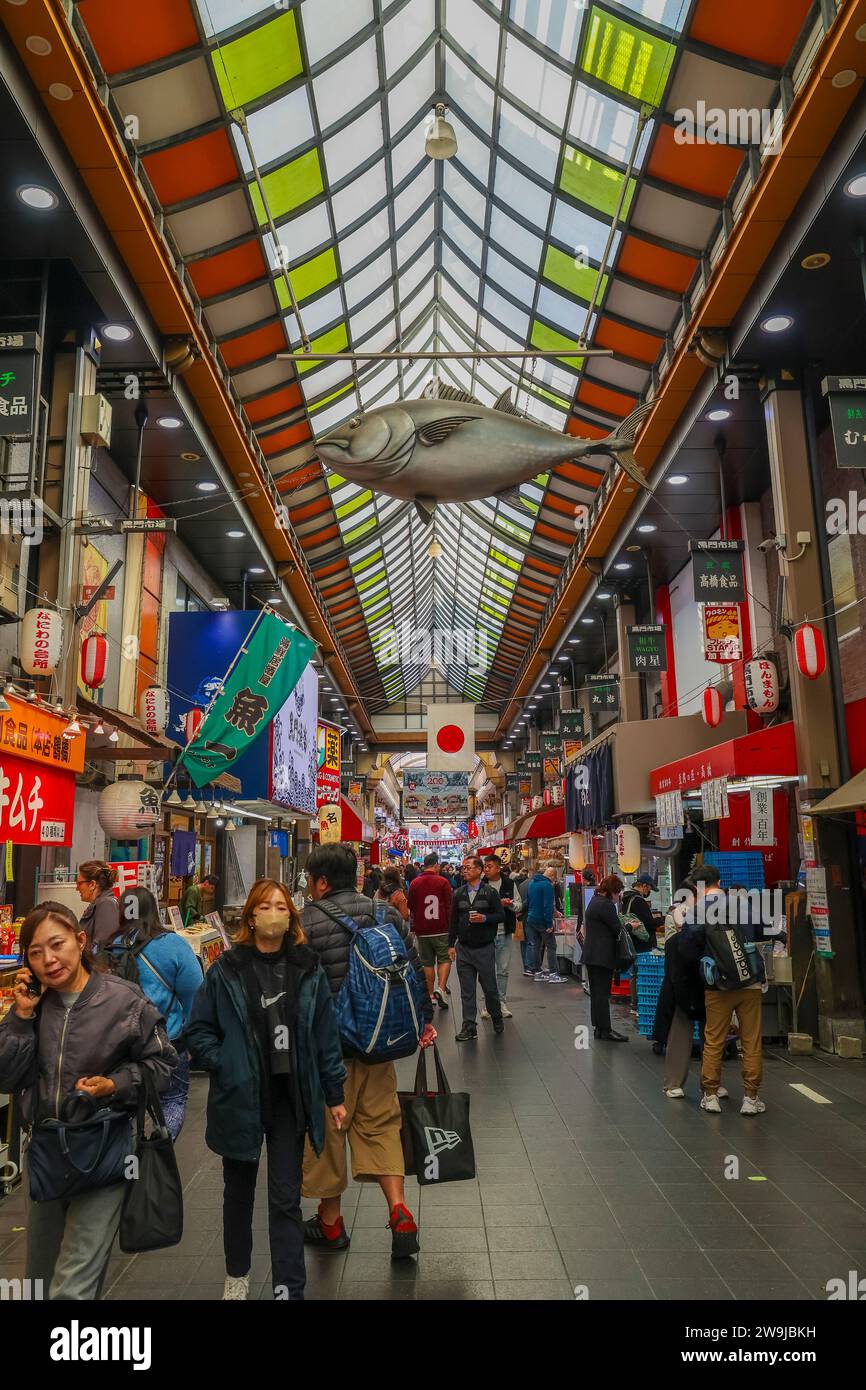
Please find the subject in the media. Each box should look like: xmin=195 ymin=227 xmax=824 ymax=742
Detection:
xmin=3 ymin=973 xmax=866 ymax=1300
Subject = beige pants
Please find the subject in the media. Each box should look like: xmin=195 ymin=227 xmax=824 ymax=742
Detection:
xmin=702 ymin=988 xmax=763 ymax=1098
xmin=302 ymin=1057 xmax=403 ymax=1197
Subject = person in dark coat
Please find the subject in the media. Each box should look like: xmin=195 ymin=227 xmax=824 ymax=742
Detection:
xmin=582 ymin=874 xmax=627 ymax=1041
xmin=187 ymin=878 xmax=346 ymax=1302
xmin=75 ymin=860 xmax=120 ymax=950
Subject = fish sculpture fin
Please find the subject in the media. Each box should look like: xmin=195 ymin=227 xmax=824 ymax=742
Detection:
xmin=414 ymin=497 xmax=437 ymax=525
xmin=611 ymin=447 xmax=654 ymax=493
xmin=417 ymin=417 xmax=474 ymax=447
xmin=493 ymin=389 xmax=523 ymax=417
xmin=423 ymin=381 xmax=480 ymax=406
xmin=494 ymin=484 xmax=526 ymax=510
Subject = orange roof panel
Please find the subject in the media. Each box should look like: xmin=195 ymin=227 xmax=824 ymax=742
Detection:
xmin=689 ymin=0 xmax=813 ymax=67
xmin=261 ymin=421 xmax=311 ymax=455
xmin=78 ymin=0 xmax=200 ymax=75
xmin=594 ymin=318 xmax=662 ymax=365
xmin=577 ymin=380 xmax=637 ymax=418
xmin=616 ymin=234 xmax=698 ymax=295
xmin=245 ymin=383 xmax=303 ymax=424
xmin=143 ymin=129 xmax=239 ymax=208
xmin=188 ymin=240 xmax=269 ymax=300
xmin=221 ymin=322 xmax=286 ymax=370
xmin=647 ymin=126 xmax=744 ymax=201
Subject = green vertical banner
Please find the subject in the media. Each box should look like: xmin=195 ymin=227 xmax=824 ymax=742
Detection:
xmin=182 ymin=613 xmax=316 ymax=788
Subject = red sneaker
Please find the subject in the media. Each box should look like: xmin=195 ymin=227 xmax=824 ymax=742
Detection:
xmin=388 ymin=1202 xmax=419 ymax=1259
xmin=303 ymin=1208 xmax=350 ymax=1251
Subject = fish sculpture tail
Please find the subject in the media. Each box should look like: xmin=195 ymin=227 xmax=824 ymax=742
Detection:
xmin=592 ymin=400 xmax=656 ymax=493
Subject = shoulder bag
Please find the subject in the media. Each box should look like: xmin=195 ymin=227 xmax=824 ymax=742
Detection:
xmin=119 ymin=1065 xmax=183 ymax=1252
xmin=28 ymin=1092 xmax=133 ymax=1204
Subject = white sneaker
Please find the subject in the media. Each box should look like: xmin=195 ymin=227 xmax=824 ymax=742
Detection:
xmin=700 ymin=1092 xmax=722 ymax=1114
xmin=740 ymin=1095 xmax=766 ymax=1116
xmin=546 ymin=973 xmax=566 ymax=984
xmin=500 ymin=1005 xmax=513 ymax=1018
xmin=664 ymin=1087 xmax=685 ymax=1099
xmin=222 ymin=1274 xmax=250 ymax=1300
xmin=480 ymin=1008 xmax=490 ymax=1020
xmin=717 ymin=1087 xmax=729 ymax=1100
xmin=534 ymin=971 xmax=549 ymax=982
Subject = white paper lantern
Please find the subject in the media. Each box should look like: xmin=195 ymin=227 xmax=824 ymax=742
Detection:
xmin=98 ymin=780 xmax=161 ymax=838
xmin=702 ymin=686 xmax=723 ymax=728
xmin=139 ymin=685 xmax=170 ymax=736
xmin=80 ymin=633 xmax=107 ymax=690
xmin=615 ymin=823 xmax=641 ymax=874
xmin=568 ymin=831 xmax=589 ymax=871
xmin=744 ymin=659 xmax=779 ymax=714
xmin=19 ymin=606 xmax=64 ymax=677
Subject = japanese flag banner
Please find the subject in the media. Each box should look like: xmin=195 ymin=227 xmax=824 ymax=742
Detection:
xmin=426 ymin=703 xmax=476 ymax=772
xmin=180 ymin=611 xmax=315 ymax=788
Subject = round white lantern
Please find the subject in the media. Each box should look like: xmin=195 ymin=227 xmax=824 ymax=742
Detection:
xmin=80 ymin=633 xmax=108 ymax=690
xmin=702 ymin=686 xmax=723 ymax=728
xmin=744 ymin=659 xmax=779 ymax=714
xmin=19 ymin=606 xmax=64 ymax=677
xmin=139 ymin=685 xmax=170 ymax=736
xmin=568 ymin=831 xmax=589 ymax=871
xmin=98 ymin=780 xmax=162 ymax=838
xmin=615 ymin=823 xmax=641 ymax=874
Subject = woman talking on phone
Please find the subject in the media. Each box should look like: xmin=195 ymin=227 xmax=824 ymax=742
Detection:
xmin=0 ymin=902 xmax=176 ymax=1301
xmin=186 ymin=878 xmax=346 ymax=1302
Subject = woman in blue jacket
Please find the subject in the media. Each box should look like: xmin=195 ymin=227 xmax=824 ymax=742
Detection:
xmin=112 ymin=886 xmax=203 ymax=1139
xmin=186 ymin=878 xmax=346 ymax=1303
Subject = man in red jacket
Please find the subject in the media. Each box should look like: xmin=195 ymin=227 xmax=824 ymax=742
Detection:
xmin=408 ymin=852 xmax=453 ymax=1009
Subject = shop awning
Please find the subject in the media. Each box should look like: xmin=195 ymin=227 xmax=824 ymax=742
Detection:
xmin=810 ymin=770 xmax=866 ymax=815
xmin=504 ymin=805 xmax=565 ymax=843
xmin=340 ymin=797 xmax=376 ymax=844
xmin=650 ymin=723 xmax=798 ymax=797
xmin=78 ymin=694 xmax=241 ymax=793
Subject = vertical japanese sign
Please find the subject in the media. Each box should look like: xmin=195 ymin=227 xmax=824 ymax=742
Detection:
xmin=0 ymin=331 xmax=38 ymax=436
xmin=806 ymin=865 xmax=832 ymax=957
xmin=655 ymin=789 xmax=684 ymax=838
xmin=626 ymin=625 xmax=667 ymax=672
xmin=690 ymin=541 xmax=746 ymax=604
xmin=585 ymin=675 xmax=620 ymax=715
xmin=559 ymin=710 xmax=586 ymax=738
xmin=822 ymin=376 xmax=866 ymax=468
xmin=749 ymin=787 xmax=774 ymax=846
xmin=701 ymin=776 xmax=729 ymax=821
xmin=316 ymin=720 xmax=342 ymax=808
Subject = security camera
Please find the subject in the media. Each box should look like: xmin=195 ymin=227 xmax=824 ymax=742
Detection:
xmin=757 ymin=536 xmax=783 ymax=553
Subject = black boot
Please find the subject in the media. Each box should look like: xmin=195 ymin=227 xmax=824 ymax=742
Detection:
xmin=596 ymin=1030 xmax=629 ymax=1042
xmin=455 ymin=1025 xmax=477 ymax=1042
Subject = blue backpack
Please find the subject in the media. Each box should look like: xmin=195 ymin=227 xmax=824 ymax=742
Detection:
xmin=317 ymin=901 xmax=426 ymax=1062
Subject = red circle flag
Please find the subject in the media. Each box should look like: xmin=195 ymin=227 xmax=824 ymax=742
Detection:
xmin=436 ymin=724 xmax=465 ymax=753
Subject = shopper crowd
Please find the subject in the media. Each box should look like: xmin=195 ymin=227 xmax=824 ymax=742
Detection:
xmin=0 ymin=847 xmax=768 ymax=1302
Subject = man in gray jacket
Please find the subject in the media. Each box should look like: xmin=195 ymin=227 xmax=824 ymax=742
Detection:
xmin=300 ymin=844 xmax=436 ymax=1260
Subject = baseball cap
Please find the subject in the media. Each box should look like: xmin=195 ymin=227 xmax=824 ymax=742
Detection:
xmin=635 ymin=873 xmax=657 ymax=889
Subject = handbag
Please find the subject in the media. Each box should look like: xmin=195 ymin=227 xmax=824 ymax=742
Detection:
xmin=402 ymin=1045 xmax=475 ymax=1186
xmin=615 ymin=916 xmax=637 ymax=971
xmin=28 ymin=1092 xmax=133 ymax=1204
xmin=119 ymin=1066 xmax=183 ymax=1253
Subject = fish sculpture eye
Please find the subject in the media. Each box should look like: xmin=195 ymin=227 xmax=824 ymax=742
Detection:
xmin=349 ymin=415 xmax=364 ymax=428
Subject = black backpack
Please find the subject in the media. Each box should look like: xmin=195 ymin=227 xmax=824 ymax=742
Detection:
xmin=107 ymin=933 xmax=148 ymax=986
xmin=701 ymin=923 xmax=766 ymax=991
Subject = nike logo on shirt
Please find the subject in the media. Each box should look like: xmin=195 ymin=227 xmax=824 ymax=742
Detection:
xmin=261 ymin=992 xmax=286 ymax=1009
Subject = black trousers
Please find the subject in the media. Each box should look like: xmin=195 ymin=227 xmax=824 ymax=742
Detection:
xmin=587 ymin=965 xmax=613 ymax=1034
xmin=223 ymin=1081 xmax=306 ymax=1299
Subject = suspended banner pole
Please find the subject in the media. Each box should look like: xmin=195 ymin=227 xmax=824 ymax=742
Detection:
xmin=276 ymin=349 xmax=614 ymax=363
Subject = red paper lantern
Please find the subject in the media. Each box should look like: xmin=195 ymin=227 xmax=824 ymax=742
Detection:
xmin=794 ymin=623 xmax=826 ymax=680
xmin=702 ymin=686 xmax=723 ymax=727
xmin=80 ymin=633 xmax=107 ymax=690
xmin=184 ymin=707 xmax=204 ymax=743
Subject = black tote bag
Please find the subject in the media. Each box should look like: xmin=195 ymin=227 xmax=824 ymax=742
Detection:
xmin=403 ymin=1045 xmax=475 ymax=1186
xmin=119 ymin=1068 xmax=183 ymax=1253
xmin=28 ymin=1093 xmax=132 ymax=1204
xmin=614 ymin=916 xmax=637 ymax=972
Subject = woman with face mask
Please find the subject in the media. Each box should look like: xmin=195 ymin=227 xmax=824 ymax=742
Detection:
xmin=186 ymin=878 xmax=347 ymax=1302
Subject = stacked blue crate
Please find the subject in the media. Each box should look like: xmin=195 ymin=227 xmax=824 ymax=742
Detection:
xmin=703 ymin=851 xmax=764 ymax=889
xmin=635 ymin=950 xmax=700 ymax=1040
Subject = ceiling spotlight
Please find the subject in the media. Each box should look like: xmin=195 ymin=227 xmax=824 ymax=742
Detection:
xmin=196 ymin=481 xmax=218 ymax=492
xmin=568 ymin=638 xmax=582 ymax=644
xmin=17 ymin=184 xmax=58 ymax=210
xmin=215 ymin=817 xmax=225 ymax=828
xmin=831 ymin=69 xmax=857 ymax=88
xmin=668 ymin=475 xmax=689 ymax=485
xmin=760 ymin=314 xmax=794 ymax=333
xmin=226 ymin=530 xmax=245 ymax=538
xmin=425 ymin=103 xmax=458 ymax=160
xmin=226 ymin=818 xmax=238 ymax=832
xmin=844 ymin=173 xmax=866 ymax=198
xmin=108 ymin=727 xmax=119 ymax=744
xmin=93 ymin=719 xmax=105 ymax=735
xmin=597 ymin=592 xmax=612 ymax=600
xmin=157 ymin=416 xmax=183 ymax=430
xmin=248 ymin=567 xmax=266 ymax=575
xmin=637 ymin=523 xmax=656 ymax=533
xmin=62 ymin=718 xmax=83 ymax=740
xmin=25 ymin=35 xmax=53 ymax=56
xmin=801 ymin=252 xmax=830 ymax=270
xmin=614 ymin=562 xmax=631 ymax=571
xmin=48 ymin=83 xmax=74 ymax=101
xmin=102 ymin=324 xmax=133 ymax=342
xmin=164 ymin=788 xmax=184 ymax=807
xmin=271 ymin=596 xmax=283 ymax=604
xmin=706 ymin=409 xmax=730 ymax=422
xmin=580 ymin=618 xmax=594 ymax=625
xmin=181 ymin=451 xmax=201 ymax=462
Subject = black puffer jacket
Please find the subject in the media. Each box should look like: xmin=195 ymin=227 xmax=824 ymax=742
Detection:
xmin=301 ymin=890 xmax=433 ymax=1023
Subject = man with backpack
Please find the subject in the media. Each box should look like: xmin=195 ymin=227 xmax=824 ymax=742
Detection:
xmin=300 ymin=844 xmax=436 ymax=1258
xmin=679 ymin=866 xmax=767 ymax=1116
xmin=449 ymin=855 xmax=505 ymax=1041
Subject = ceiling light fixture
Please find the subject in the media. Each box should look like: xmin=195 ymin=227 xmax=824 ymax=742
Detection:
xmin=48 ymin=82 xmax=73 ymax=101
xmin=614 ymin=562 xmax=631 ymax=571
xmin=580 ymin=618 xmax=594 ymax=625
xmin=181 ymin=451 xmax=201 ymax=461
xmin=102 ymin=324 xmax=133 ymax=342
xmin=706 ymin=409 xmax=730 ymax=422
xmin=248 ymin=567 xmax=266 ymax=575
xmin=597 ymin=592 xmax=612 ymax=600
xmin=17 ymin=184 xmax=58 ymax=210
xmin=425 ymin=103 xmax=458 ymax=160
xmin=196 ymin=482 xmax=218 ymax=492
xmin=226 ymin=530 xmax=244 ymax=538
xmin=668 ymin=475 xmax=689 ymax=485
xmin=157 ymin=416 xmax=183 ymax=430
xmin=25 ymin=35 xmax=53 ymax=56
xmin=760 ymin=314 xmax=794 ymax=333
xmin=844 ymin=172 xmax=866 ymax=197
xmin=637 ymin=523 xmax=656 ymax=534
xmin=832 ymin=69 xmax=857 ymax=88
xmin=801 ymin=252 xmax=830 ymax=270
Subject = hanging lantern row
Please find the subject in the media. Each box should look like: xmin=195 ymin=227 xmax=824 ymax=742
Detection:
xmin=794 ymin=623 xmax=826 ymax=680
xmin=702 ymin=686 xmax=723 ymax=728
xmin=80 ymin=633 xmax=108 ymax=690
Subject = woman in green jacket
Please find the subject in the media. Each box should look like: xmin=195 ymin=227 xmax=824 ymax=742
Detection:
xmin=187 ymin=878 xmax=346 ymax=1302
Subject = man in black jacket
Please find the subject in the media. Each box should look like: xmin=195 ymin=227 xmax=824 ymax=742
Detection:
xmin=449 ymin=855 xmax=504 ymax=1040
xmin=300 ymin=844 xmax=436 ymax=1259
xmin=481 ymin=854 xmax=521 ymax=1018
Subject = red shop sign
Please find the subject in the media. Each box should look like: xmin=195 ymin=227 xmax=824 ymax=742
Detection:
xmin=0 ymin=750 xmax=75 ymax=846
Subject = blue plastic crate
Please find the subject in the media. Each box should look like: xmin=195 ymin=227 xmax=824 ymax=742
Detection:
xmin=704 ymin=851 xmax=764 ymax=889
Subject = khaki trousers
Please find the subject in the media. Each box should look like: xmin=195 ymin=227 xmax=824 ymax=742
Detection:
xmin=701 ymin=988 xmax=763 ymax=1098
xmin=302 ymin=1057 xmax=403 ymax=1197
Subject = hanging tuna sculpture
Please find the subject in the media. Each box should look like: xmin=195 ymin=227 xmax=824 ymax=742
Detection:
xmin=317 ymin=383 xmax=654 ymax=523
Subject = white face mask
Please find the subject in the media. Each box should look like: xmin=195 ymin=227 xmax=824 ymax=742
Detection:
xmin=253 ymin=907 xmax=291 ymax=941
